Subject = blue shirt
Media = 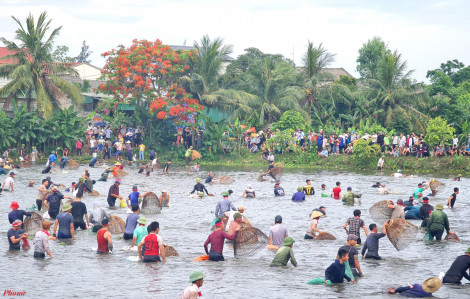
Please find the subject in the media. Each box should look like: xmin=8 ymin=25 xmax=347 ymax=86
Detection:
xmin=395 ymin=284 xmax=432 ymax=297
xmin=404 ymin=206 xmax=420 ymax=218
xmin=274 ymin=187 xmax=285 ymax=196
xmin=89 ymin=157 xmax=98 ymax=167
xmin=316 ymin=135 xmax=323 ymax=146
xmin=215 ymin=198 xmax=236 ymax=218
xmin=325 ymin=260 xmax=351 ymax=283
xmin=46 ymin=192 xmax=64 ymax=212
xmin=291 ymin=191 xmax=305 ymax=202
xmin=125 ymin=213 xmax=140 ymax=235
xmin=56 ymin=212 xmax=73 ymax=235
xmin=128 ymin=191 xmax=140 ymax=206
xmin=48 ymin=154 xmax=57 ymax=163
xmin=8 ymin=210 xmax=31 ymax=226
xmin=7 ymin=228 xmax=20 ymax=250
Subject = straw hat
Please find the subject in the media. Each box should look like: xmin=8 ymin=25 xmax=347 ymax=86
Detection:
xmin=310 ymin=211 xmax=324 ymax=219
xmin=195 ymin=178 xmax=201 ymax=183
xmin=422 ymin=277 xmax=441 ymax=293
xmin=115 ymin=162 xmax=121 ymax=166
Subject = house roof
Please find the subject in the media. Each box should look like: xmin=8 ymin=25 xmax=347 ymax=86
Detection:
xmin=69 ymin=62 xmax=103 ymax=71
xmin=0 ymin=47 xmax=17 ymax=64
xmin=321 ymin=68 xmax=353 ymax=81
xmin=169 ymin=45 xmax=234 ymax=61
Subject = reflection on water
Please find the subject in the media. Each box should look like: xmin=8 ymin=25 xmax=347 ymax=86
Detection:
xmin=1 ymin=164 xmax=469 ymax=298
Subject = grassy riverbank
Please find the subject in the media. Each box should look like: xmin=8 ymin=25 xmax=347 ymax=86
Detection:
xmin=51 ymin=150 xmax=470 ymax=177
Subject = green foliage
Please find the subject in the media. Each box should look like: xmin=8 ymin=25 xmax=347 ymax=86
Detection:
xmin=337 ymin=75 xmax=358 ymax=91
xmin=424 ymin=117 xmax=454 ymax=146
xmin=272 ymin=110 xmax=306 ymax=132
xmin=356 ymin=36 xmax=390 ymax=80
xmin=201 ymin=114 xmax=228 ymax=154
xmin=265 ymin=129 xmax=298 ymax=152
xmin=352 ymin=138 xmax=381 ymax=168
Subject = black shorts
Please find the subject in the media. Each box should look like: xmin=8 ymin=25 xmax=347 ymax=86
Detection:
xmin=304 ymin=234 xmax=314 ymax=239
xmin=92 ymin=225 xmax=102 ymax=233
xmin=74 ymin=222 xmax=87 ymax=230
xmin=142 ymin=255 xmax=161 ymax=263
xmin=36 ymin=199 xmax=43 ymax=211
xmin=49 ymin=210 xmax=59 ymax=219
xmin=34 ymin=252 xmax=45 ymax=258
xmin=123 ymin=233 xmax=133 ymax=240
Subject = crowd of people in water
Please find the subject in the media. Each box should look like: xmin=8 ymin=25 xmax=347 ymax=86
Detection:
xmin=1 ymin=121 xmax=470 ymax=298
xmin=3 ymin=148 xmax=469 ymax=298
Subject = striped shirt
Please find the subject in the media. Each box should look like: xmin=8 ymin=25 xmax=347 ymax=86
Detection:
xmin=33 ymin=230 xmax=50 ymax=254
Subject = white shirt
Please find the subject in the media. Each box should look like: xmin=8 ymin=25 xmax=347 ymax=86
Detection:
xmin=399 ymin=136 xmax=406 ymax=147
xmin=90 ymin=139 xmax=96 ymax=147
xmin=180 ymin=284 xmax=200 ymax=299
xmin=377 ymin=158 xmax=384 ymax=167
xmin=378 ymin=187 xmax=389 ymax=194
xmin=392 ymin=136 xmax=398 ymax=144
xmin=393 ymin=173 xmax=403 ymax=178
xmin=3 ymin=176 xmax=14 ymax=190
xmin=453 ymin=138 xmax=458 ymax=146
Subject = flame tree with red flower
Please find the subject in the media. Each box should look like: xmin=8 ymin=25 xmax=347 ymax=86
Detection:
xmin=99 ymin=39 xmax=204 ymax=127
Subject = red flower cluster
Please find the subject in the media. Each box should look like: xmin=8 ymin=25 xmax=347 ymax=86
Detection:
xmin=99 ymin=39 xmax=202 ymax=125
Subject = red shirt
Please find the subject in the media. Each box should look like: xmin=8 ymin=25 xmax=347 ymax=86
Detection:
xmin=332 ymin=186 xmax=341 ymax=199
xmin=204 ymin=230 xmax=237 ymax=254
xmin=144 ymin=233 xmax=160 ymax=256
xmin=97 ymin=229 xmax=109 ymax=253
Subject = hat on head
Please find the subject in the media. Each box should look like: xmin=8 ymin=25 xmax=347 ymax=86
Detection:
xmin=310 ymin=211 xmax=324 ymax=219
xmin=102 ymin=219 xmax=109 ymax=225
xmin=125 ymin=140 xmax=131 ymax=143
xmin=10 ymin=201 xmax=19 ymax=210
xmin=114 ymin=162 xmax=121 ymax=166
xmin=347 ymin=234 xmax=358 ymax=241
xmin=161 ymin=189 xmax=167 ymax=193
xmin=435 ymin=203 xmax=444 ymax=210
xmin=297 ymin=186 xmax=303 ymax=192
xmin=275 ymin=215 xmax=282 ymax=223
xmin=137 ymin=216 xmax=147 ymax=225
xmin=233 ymin=213 xmax=242 ymax=219
xmin=115 ymin=179 xmax=121 ymax=184
xmin=12 ymin=220 xmax=22 ymax=227
xmin=319 ymin=206 xmax=326 ymax=209
xmin=189 ymin=271 xmax=205 ymax=283
xmin=465 ymin=247 xmax=470 ymax=254
xmin=237 ymin=205 xmax=247 ymax=211
xmin=62 ymin=203 xmax=72 ymax=211
xmin=422 ymin=277 xmax=442 ymax=293
xmin=221 ymin=191 xmax=229 ymax=197
xmin=283 ymin=237 xmax=295 ymax=246
xmin=397 ymin=169 xmax=402 ymax=173
xmin=195 ymin=178 xmax=201 ymax=183
xmin=106 ymin=166 xmax=111 ymax=170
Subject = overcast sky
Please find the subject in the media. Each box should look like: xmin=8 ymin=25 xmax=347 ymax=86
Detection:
xmin=1 ymin=0 xmax=469 ymax=82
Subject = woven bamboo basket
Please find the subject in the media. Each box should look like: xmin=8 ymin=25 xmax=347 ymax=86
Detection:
xmin=233 ymin=225 xmax=268 ymax=259
xmin=163 ymin=244 xmax=179 ymax=257
xmin=141 ymin=192 xmax=162 ymax=214
xmin=108 ymin=215 xmax=126 ymax=234
xmin=114 ymin=169 xmax=127 ymax=178
xmin=68 ymin=159 xmax=80 ymax=169
xmin=369 ymin=200 xmax=393 ymax=223
xmin=444 ymin=232 xmax=460 ymax=241
xmin=429 ymin=179 xmax=445 ymax=193
xmin=219 ymin=175 xmax=234 ymax=184
xmin=316 ymin=232 xmax=336 ymax=240
xmin=24 ymin=212 xmax=44 ymax=236
xmin=192 ymin=150 xmax=202 ymax=160
xmin=385 ymin=218 xmax=418 ymax=251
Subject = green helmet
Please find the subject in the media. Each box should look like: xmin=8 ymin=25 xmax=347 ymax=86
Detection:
xmin=189 ymin=271 xmax=205 ymax=283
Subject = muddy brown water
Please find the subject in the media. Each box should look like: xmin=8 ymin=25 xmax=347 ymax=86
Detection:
xmin=1 ymin=163 xmax=469 ymax=298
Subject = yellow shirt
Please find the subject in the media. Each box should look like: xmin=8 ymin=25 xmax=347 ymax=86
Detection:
xmin=139 ymin=144 xmax=145 ymax=151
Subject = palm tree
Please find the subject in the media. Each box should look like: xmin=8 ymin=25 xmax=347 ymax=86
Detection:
xmin=367 ymin=50 xmax=427 ymax=131
xmin=182 ymin=35 xmax=233 ymax=99
xmin=301 ymin=41 xmax=336 ymax=118
xmin=244 ymin=57 xmax=306 ymax=125
xmin=0 ymin=11 xmax=83 ymax=118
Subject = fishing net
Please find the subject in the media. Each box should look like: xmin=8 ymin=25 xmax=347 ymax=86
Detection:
xmin=316 ymin=232 xmax=336 ymax=240
xmin=270 ymin=167 xmax=283 ymax=180
xmin=385 ymin=218 xmax=418 ymax=251
xmin=192 ymin=150 xmax=202 ymax=160
xmin=141 ymin=192 xmax=162 ymax=214
xmin=274 ymin=162 xmax=285 ymax=167
xmin=22 ymin=161 xmax=31 ymax=168
xmin=233 ymin=225 xmax=269 ymax=259
xmin=108 ymin=215 xmax=126 ymax=234
xmin=429 ymin=179 xmax=445 ymax=193
xmin=219 ymin=176 xmax=234 ymax=184
xmin=24 ymin=212 xmax=44 ymax=236
xmin=163 ymin=244 xmax=179 ymax=257
xmin=369 ymin=200 xmax=393 ymax=224
xmin=56 ymin=184 xmax=67 ymax=190
xmin=114 ymin=169 xmax=127 ymax=178
xmin=68 ymin=159 xmax=80 ymax=169
xmin=444 ymin=232 xmax=460 ymax=241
